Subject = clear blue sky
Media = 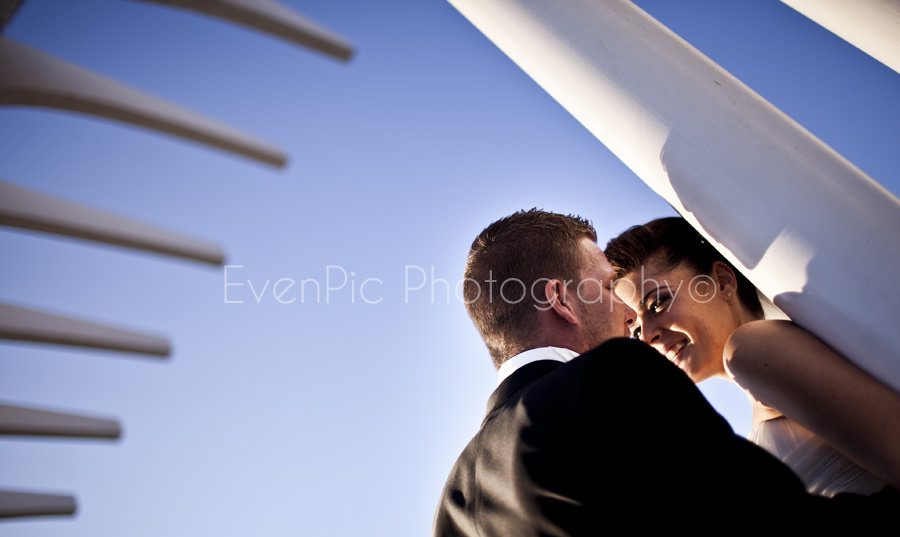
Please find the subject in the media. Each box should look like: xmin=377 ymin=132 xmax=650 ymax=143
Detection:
xmin=1 ymin=1 xmax=897 ymax=535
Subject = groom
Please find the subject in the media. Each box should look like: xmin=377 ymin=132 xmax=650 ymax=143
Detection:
xmin=433 ymin=209 xmax=865 ymax=536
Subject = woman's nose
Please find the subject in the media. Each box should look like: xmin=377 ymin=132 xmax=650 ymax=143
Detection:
xmin=639 ymin=322 xmax=660 ymax=344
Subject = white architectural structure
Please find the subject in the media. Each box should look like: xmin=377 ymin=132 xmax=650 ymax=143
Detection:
xmin=448 ymin=0 xmax=900 ymax=393
xmin=0 ymin=0 xmax=354 ymax=521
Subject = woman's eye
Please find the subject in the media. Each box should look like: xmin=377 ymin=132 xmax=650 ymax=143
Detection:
xmin=631 ymin=326 xmax=642 ymax=339
xmin=648 ymin=295 xmax=670 ymax=313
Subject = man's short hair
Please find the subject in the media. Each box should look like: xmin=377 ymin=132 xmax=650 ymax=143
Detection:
xmin=464 ymin=208 xmax=597 ymax=368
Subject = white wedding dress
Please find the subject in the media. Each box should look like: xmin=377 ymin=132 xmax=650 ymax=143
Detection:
xmin=749 ymin=406 xmax=887 ymax=497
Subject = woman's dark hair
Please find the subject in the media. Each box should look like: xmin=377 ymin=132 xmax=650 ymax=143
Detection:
xmin=604 ymin=217 xmax=763 ymax=317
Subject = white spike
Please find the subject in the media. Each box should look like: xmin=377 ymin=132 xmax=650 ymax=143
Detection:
xmin=0 ymin=403 xmax=121 ymax=439
xmin=0 ymin=37 xmax=287 ymax=167
xmin=0 ymin=490 xmax=77 ymax=519
xmin=0 ymin=180 xmax=225 ymax=265
xmin=136 ymin=0 xmax=354 ymax=61
xmin=0 ymin=303 xmax=171 ymax=357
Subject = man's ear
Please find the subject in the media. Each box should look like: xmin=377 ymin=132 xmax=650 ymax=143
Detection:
xmin=712 ymin=261 xmax=738 ymax=298
xmin=544 ymin=279 xmax=580 ymax=326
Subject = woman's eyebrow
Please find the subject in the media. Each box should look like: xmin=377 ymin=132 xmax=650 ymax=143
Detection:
xmin=641 ymin=285 xmax=663 ymax=307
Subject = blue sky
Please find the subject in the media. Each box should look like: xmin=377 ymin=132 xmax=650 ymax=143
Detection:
xmin=1 ymin=1 xmax=897 ymax=535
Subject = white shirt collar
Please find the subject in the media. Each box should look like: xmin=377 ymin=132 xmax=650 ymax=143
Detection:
xmin=497 ymin=346 xmax=580 ymax=385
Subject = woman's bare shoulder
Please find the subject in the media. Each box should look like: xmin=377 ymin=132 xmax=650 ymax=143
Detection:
xmin=724 ymin=320 xmax=798 ymax=372
xmin=722 ymin=320 xmax=825 ymax=406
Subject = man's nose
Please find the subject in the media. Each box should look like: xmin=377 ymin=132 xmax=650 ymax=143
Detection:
xmin=624 ymin=304 xmax=637 ymax=329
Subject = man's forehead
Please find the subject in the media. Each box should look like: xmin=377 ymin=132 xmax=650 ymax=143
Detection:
xmin=578 ymin=237 xmax=600 ymax=250
xmin=582 ymin=239 xmax=616 ymax=280
xmin=580 ymin=239 xmax=611 ymax=268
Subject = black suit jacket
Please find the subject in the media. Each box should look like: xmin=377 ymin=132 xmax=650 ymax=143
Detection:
xmin=433 ymin=338 xmax=854 ymax=536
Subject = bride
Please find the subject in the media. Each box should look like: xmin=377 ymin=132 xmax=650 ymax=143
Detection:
xmin=605 ymin=216 xmax=900 ymax=497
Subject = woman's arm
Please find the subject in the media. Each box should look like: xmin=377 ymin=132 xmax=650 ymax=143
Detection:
xmin=724 ymin=319 xmax=900 ymax=488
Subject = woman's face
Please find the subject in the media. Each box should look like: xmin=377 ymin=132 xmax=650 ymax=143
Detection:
xmin=613 ymin=260 xmax=742 ymax=383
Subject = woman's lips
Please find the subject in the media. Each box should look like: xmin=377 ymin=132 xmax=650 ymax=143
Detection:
xmin=666 ymin=339 xmax=689 ymax=364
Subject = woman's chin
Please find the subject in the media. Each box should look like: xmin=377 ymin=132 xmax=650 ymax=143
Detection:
xmin=677 ymin=348 xmax=717 ymax=383
xmin=686 ymin=362 xmax=718 ymax=384
xmin=680 ymin=353 xmax=709 ymax=383
xmin=681 ymin=365 xmax=700 ymax=383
